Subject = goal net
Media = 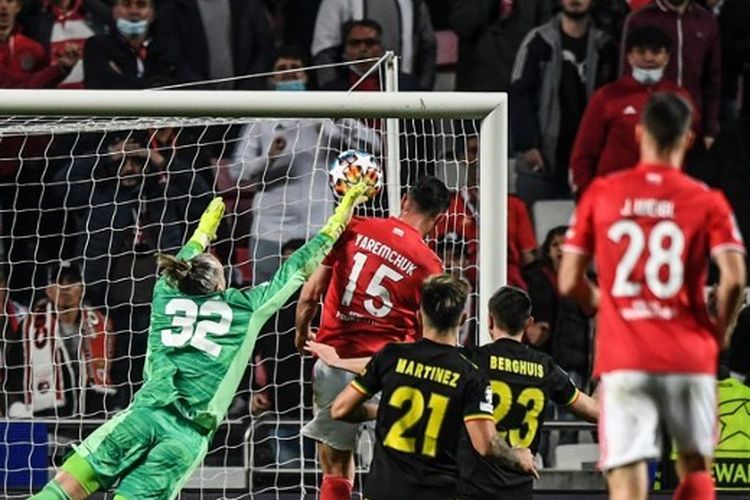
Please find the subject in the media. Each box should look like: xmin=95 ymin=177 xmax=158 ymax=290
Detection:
xmin=0 ymin=90 xmax=507 ymax=498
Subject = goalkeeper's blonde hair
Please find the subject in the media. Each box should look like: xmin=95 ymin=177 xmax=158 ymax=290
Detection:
xmin=157 ymin=253 xmax=223 ymax=295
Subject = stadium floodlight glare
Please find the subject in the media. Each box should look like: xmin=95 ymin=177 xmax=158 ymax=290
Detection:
xmin=0 ymin=88 xmax=507 ymax=498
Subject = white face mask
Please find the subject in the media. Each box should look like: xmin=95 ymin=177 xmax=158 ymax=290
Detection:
xmin=632 ymin=66 xmax=664 ymax=85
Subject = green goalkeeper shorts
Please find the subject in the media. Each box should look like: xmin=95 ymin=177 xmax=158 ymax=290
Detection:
xmin=73 ymin=404 xmax=210 ymax=500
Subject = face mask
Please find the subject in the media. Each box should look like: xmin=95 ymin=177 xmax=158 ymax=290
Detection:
xmin=632 ymin=66 xmax=664 ymax=85
xmin=274 ymin=79 xmax=306 ymax=91
xmin=117 ymin=18 xmax=148 ymax=38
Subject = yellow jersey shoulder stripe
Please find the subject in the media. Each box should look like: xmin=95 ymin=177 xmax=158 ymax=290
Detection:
xmin=464 ymin=413 xmax=495 ymax=423
xmin=351 ymin=380 xmax=372 ymax=396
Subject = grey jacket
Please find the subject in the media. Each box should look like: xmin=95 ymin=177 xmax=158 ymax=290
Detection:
xmin=312 ymin=0 xmax=436 ymax=90
xmin=510 ymin=15 xmax=616 ymax=176
xmin=449 ymin=0 xmax=554 ymax=92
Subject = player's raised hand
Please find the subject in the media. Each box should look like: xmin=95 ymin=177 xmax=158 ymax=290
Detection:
xmin=305 ymin=340 xmax=341 ymax=367
xmin=320 ymin=180 xmax=372 ymax=240
xmin=514 ymin=448 xmax=540 ymax=480
xmin=191 ymin=197 xmax=225 ymax=248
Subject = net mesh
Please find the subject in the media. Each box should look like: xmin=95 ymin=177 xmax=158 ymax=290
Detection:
xmin=0 ymin=110 xmax=480 ymax=498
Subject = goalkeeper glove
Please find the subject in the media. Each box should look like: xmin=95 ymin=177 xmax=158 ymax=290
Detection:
xmin=320 ymin=181 xmax=370 ymax=240
xmin=189 ymin=197 xmax=225 ymax=249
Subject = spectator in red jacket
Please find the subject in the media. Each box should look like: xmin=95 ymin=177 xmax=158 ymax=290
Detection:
xmin=0 ymin=0 xmax=79 ymax=87
xmin=434 ymin=135 xmax=537 ymax=290
xmin=621 ymin=0 xmax=721 ymax=145
xmin=570 ymin=25 xmax=694 ymax=196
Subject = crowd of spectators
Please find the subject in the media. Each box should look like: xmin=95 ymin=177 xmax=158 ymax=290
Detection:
xmin=0 ymin=0 xmax=747 ymax=460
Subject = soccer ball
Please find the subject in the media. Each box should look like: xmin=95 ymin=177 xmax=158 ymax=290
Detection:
xmin=328 ymin=149 xmax=382 ymax=200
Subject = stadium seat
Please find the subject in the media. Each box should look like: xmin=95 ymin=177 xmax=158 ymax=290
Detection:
xmin=533 ymin=199 xmax=575 ymax=244
xmin=553 ymin=444 xmax=599 ymax=470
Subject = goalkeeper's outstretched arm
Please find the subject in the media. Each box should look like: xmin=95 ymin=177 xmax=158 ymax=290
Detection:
xmin=176 ymin=197 xmax=226 ymax=261
xmin=240 ymin=181 xmax=370 ymax=320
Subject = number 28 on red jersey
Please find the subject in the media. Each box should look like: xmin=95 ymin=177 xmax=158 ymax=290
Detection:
xmin=563 ymin=165 xmax=745 ymax=375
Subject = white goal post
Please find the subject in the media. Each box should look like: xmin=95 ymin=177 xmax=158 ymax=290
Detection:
xmin=0 ymin=89 xmax=508 ymax=344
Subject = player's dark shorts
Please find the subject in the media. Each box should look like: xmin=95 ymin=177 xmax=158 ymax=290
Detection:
xmin=74 ymin=403 xmax=210 ymax=500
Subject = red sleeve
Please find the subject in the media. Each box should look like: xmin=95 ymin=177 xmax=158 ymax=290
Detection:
xmin=708 ymin=191 xmax=745 ymax=257
xmin=0 ymin=64 xmax=65 ymax=89
xmin=570 ymin=89 xmax=607 ymax=196
xmin=562 ymin=182 xmax=598 ymax=256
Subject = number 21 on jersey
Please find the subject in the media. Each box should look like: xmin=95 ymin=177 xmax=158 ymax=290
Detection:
xmin=383 ymin=386 xmax=449 ymax=457
xmin=161 ymin=298 xmax=233 ymax=357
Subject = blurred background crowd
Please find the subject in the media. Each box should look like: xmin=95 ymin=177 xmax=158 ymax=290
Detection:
xmin=0 ymin=0 xmax=748 ymax=472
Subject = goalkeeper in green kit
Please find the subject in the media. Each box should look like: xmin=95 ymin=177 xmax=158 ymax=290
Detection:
xmin=31 ymin=180 xmax=373 ymax=500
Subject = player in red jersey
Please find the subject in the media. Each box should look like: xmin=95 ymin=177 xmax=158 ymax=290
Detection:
xmin=559 ymin=93 xmax=747 ymax=500
xmin=295 ymin=176 xmax=450 ymax=500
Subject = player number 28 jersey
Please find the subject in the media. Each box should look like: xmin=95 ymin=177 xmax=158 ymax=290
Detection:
xmin=564 ymin=164 xmax=745 ymax=375
xmin=317 ymin=216 xmax=443 ymax=358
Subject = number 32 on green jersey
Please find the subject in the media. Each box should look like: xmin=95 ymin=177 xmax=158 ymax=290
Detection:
xmin=161 ymin=298 xmax=233 ymax=358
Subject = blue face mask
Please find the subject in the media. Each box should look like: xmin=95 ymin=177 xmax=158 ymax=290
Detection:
xmin=116 ymin=18 xmax=149 ymax=38
xmin=632 ymin=67 xmax=664 ymax=85
xmin=274 ymin=79 xmax=306 ymax=91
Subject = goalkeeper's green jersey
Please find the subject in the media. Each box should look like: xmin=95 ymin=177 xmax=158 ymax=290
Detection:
xmin=132 ymin=233 xmax=333 ymax=433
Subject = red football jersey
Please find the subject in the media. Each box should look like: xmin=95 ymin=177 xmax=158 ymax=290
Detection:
xmin=317 ymin=216 xmax=443 ymax=358
xmin=564 ymin=163 xmax=745 ymax=375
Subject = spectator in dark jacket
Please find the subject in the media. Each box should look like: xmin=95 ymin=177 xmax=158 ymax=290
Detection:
xmin=449 ymin=0 xmax=554 ymax=92
xmin=52 ymin=131 xmax=211 ymax=404
xmin=524 ymin=226 xmax=591 ymax=383
xmin=716 ymin=0 xmax=750 ymax=122
xmin=510 ymin=0 xmax=617 ymax=208
xmin=83 ymin=0 xmax=189 ymax=89
xmin=591 ymin=0 xmax=630 ymax=42
xmin=701 ymin=70 xmax=750 ymax=273
xmin=320 ymin=19 xmax=420 ymax=91
xmin=6 ymin=262 xmax=115 ymax=418
xmin=156 ymin=0 xmax=273 ymax=89
xmin=312 ymin=0 xmax=436 ymax=90
xmin=622 ymin=0 xmax=721 ymax=144
xmin=569 ymin=25 xmax=695 ymax=196
xmin=19 ymin=0 xmax=111 ymax=88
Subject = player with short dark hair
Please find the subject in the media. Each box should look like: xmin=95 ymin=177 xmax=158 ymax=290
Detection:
xmin=295 ymin=176 xmax=450 ymax=500
xmin=560 ymin=91 xmax=746 ymax=500
xmin=458 ymin=286 xmax=598 ymax=500
xmin=330 ymin=275 xmax=538 ymax=500
xmin=31 ymin=180 xmax=372 ymax=500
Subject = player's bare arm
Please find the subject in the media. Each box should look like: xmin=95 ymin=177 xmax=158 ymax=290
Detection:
xmin=558 ymin=252 xmax=599 ymax=317
xmin=305 ymin=340 xmax=370 ymax=373
xmin=330 ymin=384 xmax=378 ymax=423
xmin=294 ymin=264 xmax=333 ymax=353
xmin=464 ymin=418 xmax=539 ymax=480
xmin=712 ymin=250 xmax=747 ymax=348
xmin=568 ymin=391 xmax=599 ymax=423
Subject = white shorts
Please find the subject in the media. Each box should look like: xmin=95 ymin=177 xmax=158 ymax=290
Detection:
xmin=598 ymin=371 xmax=716 ymax=471
xmin=303 ymin=360 xmax=374 ymax=452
